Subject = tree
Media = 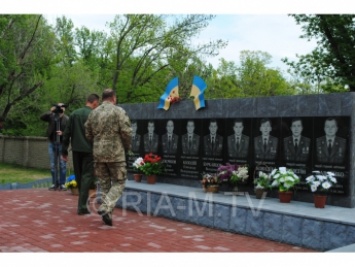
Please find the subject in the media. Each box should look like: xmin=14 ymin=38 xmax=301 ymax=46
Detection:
xmin=107 ymin=14 xmax=227 ymax=102
xmin=0 ymin=15 xmax=55 ymax=122
xmin=283 ymin=15 xmax=355 ymax=92
xmin=237 ymin=51 xmax=294 ymax=97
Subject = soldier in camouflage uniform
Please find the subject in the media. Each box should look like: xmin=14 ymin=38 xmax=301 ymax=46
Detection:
xmin=85 ymin=89 xmax=132 ymax=226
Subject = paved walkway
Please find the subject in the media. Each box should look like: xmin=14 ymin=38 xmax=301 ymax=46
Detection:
xmin=0 ymin=188 xmax=317 ymax=252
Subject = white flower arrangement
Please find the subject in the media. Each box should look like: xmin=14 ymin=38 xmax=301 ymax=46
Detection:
xmin=132 ymin=157 xmax=145 ymax=173
xmin=230 ymin=165 xmax=249 ymax=184
xmin=270 ymin=167 xmax=300 ymax=192
xmin=305 ymin=171 xmax=337 ymax=193
xmin=254 ymin=171 xmax=272 ymax=189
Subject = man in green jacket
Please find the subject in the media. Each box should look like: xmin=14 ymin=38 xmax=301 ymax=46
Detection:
xmin=62 ymin=93 xmax=100 ymax=215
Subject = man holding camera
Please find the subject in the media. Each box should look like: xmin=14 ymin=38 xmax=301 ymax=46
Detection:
xmin=40 ymin=103 xmax=69 ymax=190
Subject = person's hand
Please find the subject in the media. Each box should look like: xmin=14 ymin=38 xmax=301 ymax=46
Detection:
xmin=56 ymin=130 xmax=63 ymax=136
xmin=61 ymin=155 xmax=68 ymax=162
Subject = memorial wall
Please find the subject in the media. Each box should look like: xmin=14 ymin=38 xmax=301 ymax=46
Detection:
xmin=120 ymin=92 xmax=355 ymax=207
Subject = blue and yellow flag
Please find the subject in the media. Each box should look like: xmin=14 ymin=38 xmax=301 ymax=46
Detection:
xmin=157 ymin=77 xmax=179 ymax=110
xmin=190 ymin=75 xmax=207 ymax=110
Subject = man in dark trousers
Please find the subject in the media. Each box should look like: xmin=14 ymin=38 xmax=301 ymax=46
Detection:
xmin=62 ymin=94 xmax=100 ymax=215
xmin=40 ymin=103 xmax=69 ymax=190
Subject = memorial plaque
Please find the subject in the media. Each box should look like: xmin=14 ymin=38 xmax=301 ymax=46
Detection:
xmin=312 ymin=116 xmax=350 ymax=195
xmin=201 ymin=119 xmax=225 ymax=174
xmin=160 ymin=119 xmax=180 ymax=177
xmin=179 ymin=119 xmax=202 ymax=179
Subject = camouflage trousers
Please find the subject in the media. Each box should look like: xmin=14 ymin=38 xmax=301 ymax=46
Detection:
xmin=94 ymin=162 xmax=127 ymax=214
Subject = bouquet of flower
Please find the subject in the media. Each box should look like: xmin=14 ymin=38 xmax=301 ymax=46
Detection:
xmin=229 ymin=165 xmax=249 ymax=185
xmin=65 ymin=174 xmax=77 ymax=189
xmin=132 ymin=157 xmax=145 ymax=173
xmin=140 ymin=153 xmax=164 ymax=175
xmin=305 ymin=171 xmax=337 ymax=194
xmin=201 ymin=173 xmax=220 ymax=188
xmin=270 ymin=167 xmax=300 ymax=192
xmin=254 ymin=171 xmax=272 ymax=190
xmin=217 ymin=163 xmax=237 ymax=183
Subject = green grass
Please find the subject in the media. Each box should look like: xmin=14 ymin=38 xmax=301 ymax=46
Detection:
xmin=0 ymin=162 xmax=50 ymax=184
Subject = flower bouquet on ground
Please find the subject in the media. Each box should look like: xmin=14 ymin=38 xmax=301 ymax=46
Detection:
xmin=201 ymin=173 xmax=220 ymax=193
xmin=65 ymin=174 xmax=77 ymax=189
xmin=65 ymin=174 xmax=78 ymax=195
xmin=305 ymin=171 xmax=337 ymax=194
xmin=140 ymin=153 xmax=164 ymax=176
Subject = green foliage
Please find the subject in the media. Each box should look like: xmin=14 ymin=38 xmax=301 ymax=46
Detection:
xmin=283 ymin=14 xmax=355 ymax=92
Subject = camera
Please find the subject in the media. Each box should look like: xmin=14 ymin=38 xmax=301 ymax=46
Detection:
xmin=52 ymin=104 xmax=67 ymax=114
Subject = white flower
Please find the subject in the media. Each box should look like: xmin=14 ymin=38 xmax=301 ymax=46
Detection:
xmin=306 ymin=170 xmax=337 ymax=193
xmin=305 ymin=176 xmax=314 ymax=182
xmin=285 ymin=176 xmax=295 ymax=182
xmin=316 ymin=175 xmax=326 ymax=181
xmin=133 ymin=157 xmax=144 ymax=169
xmin=271 ymin=180 xmax=279 ymax=187
xmin=279 ymin=167 xmax=287 ymax=174
xmin=310 ymin=184 xmax=318 ymax=192
xmin=329 ymin=176 xmax=337 ymax=184
xmin=321 ymin=181 xmax=332 ymax=190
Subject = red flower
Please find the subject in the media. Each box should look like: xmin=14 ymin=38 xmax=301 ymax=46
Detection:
xmin=143 ymin=153 xmax=161 ymax=164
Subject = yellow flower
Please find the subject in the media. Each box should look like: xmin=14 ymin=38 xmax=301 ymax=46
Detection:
xmin=65 ymin=180 xmax=77 ymax=189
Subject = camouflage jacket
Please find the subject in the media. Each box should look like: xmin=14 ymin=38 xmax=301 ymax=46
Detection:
xmin=85 ymin=101 xmax=132 ymax=163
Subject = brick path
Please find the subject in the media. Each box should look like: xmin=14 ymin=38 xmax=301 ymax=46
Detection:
xmin=0 ymin=189 xmax=317 ymax=252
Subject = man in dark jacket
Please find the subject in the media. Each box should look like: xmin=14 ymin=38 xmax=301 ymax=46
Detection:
xmin=62 ymin=94 xmax=100 ymax=215
xmin=40 ymin=103 xmax=69 ymax=190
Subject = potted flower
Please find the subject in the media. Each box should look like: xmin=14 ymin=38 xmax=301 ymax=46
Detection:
xmin=217 ymin=163 xmax=236 ymax=183
xmin=140 ymin=153 xmax=164 ymax=184
xmin=254 ymin=171 xmax=272 ymax=199
xmin=305 ymin=170 xmax=337 ymax=208
xmin=229 ymin=165 xmax=249 ymax=185
xmin=132 ymin=157 xmax=145 ymax=182
xmin=65 ymin=174 xmax=78 ymax=195
xmin=270 ymin=167 xmax=300 ymax=203
xmin=201 ymin=173 xmax=220 ymax=193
